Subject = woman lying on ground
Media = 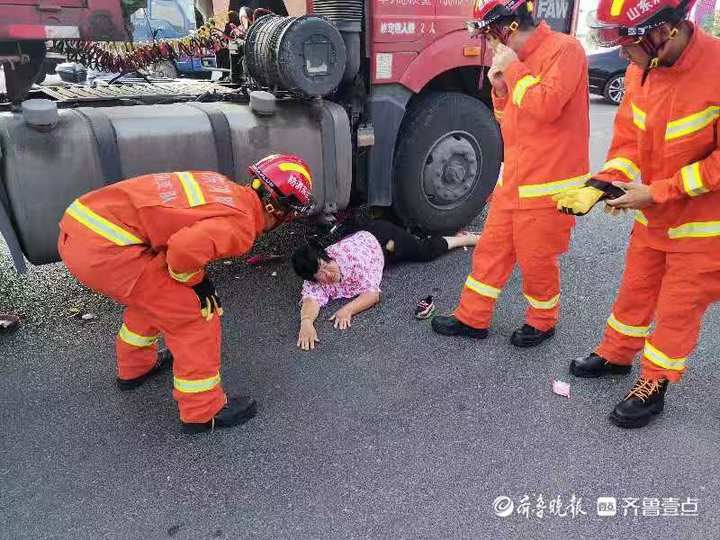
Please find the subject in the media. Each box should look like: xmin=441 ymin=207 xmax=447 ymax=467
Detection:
xmin=292 ymin=219 xmax=478 ymax=350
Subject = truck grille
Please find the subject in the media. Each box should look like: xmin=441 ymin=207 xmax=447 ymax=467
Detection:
xmin=313 ymin=0 xmax=363 ymax=31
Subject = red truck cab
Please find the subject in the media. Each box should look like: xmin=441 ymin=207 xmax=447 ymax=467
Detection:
xmin=347 ymin=0 xmax=580 ymax=229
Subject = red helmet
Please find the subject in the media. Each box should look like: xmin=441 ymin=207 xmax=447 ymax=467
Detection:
xmin=248 ymin=154 xmax=314 ymax=218
xmin=589 ymin=0 xmax=697 ymax=48
xmin=468 ymin=0 xmax=532 ymax=33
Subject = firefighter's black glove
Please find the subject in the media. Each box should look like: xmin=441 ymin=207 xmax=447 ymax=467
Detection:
xmin=193 ymin=277 xmax=223 ymax=321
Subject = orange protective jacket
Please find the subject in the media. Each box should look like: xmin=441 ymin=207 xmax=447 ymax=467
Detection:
xmin=59 ymin=171 xmax=266 ymax=295
xmin=491 ymin=21 xmax=590 ymax=210
xmin=595 ymin=26 xmax=720 ymax=253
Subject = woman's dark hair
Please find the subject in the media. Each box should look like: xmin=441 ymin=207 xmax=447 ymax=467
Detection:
xmin=291 ymin=240 xmax=333 ymax=281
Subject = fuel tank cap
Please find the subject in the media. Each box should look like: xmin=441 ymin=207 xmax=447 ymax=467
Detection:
xmin=250 ymin=91 xmax=277 ymax=116
xmin=22 ymin=99 xmax=59 ymax=130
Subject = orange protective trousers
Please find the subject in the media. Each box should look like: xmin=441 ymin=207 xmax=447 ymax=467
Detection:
xmin=58 ymin=230 xmax=226 ymax=423
xmin=454 ymin=204 xmax=574 ymax=331
xmin=595 ymin=232 xmax=720 ymax=383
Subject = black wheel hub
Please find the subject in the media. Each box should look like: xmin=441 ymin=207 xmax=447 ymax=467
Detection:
xmin=422 ymin=131 xmax=481 ymax=209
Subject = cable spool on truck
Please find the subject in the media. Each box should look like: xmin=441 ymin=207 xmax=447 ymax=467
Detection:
xmin=0 ymin=0 xmax=579 ymax=272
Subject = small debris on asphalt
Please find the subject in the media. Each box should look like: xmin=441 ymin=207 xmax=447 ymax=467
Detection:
xmin=271 ymin=271 xmax=277 ymax=277
xmin=247 ymin=254 xmax=283 ymax=266
xmin=552 ymin=380 xmax=571 ymax=398
xmin=223 ymin=260 xmax=233 ymax=265
xmin=0 ymin=315 xmax=20 ymax=330
xmin=81 ymin=313 xmax=97 ymax=321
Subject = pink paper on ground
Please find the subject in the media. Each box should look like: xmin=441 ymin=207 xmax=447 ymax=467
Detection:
xmin=552 ymin=380 xmax=571 ymax=398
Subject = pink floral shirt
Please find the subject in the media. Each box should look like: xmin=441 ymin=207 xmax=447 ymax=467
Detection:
xmin=301 ymin=231 xmax=385 ymax=307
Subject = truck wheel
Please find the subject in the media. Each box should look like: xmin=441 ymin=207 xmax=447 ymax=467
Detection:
xmin=393 ymin=92 xmax=502 ymax=233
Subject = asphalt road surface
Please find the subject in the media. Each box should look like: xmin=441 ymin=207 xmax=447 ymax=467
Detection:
xmin=2 ymin=99 xmax=720 ymax=539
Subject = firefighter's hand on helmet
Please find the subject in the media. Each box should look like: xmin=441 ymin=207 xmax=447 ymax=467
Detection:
xmin=552 ymin=186 xmax=606 ymax=216
xmin=192 ymin=277 xmax=223 ymax=321
xmin=491 ymin=43 xmax=519 ymax=73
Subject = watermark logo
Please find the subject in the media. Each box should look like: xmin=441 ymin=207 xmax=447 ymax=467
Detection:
xmin=492 ymin=494 xmax=700 ymax=519
xmin=597 ymin=497 xmax=618 ymax=517
xmin=493 ymin=496 xmax=515 ymax=518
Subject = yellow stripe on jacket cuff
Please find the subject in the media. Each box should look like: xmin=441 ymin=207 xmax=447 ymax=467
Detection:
xmin=169 ymin=266 xmax=202 ymax=283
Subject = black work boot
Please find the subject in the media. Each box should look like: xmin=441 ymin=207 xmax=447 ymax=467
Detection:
xmin=182 ymin=395 xmax=258 ymax=434
xmin=610 ymin=377 xmax=669 ymax=429
xmin=116 ymin=349 xmax=173 ymax=391
xmin=431 ymin=315 xmax=488 ymax=339
xmin=570 ymin=352 xmax=632 ymax=378
xmin=510 ymin=324 xmax=555 ymax=348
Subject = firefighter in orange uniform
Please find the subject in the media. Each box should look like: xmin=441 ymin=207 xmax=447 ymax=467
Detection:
xmin=554 ymin=0 xmax=720 ymax=428
xmin=432 ymin=0 xmax=589 ymax=347
xmin=58 ymin=155 xmax=314 ymax=433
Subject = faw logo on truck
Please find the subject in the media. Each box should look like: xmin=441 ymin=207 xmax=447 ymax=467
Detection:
xmin=535 ymin=0 xmax=574 ymax=33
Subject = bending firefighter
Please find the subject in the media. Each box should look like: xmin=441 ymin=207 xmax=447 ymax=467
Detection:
xmin=433 ymin=0 xmax=589 ymax=346
xmin=554 ymin=0 xmax=720 ymax=428
xmin=58 ymin=155 xmax=313 ymax=433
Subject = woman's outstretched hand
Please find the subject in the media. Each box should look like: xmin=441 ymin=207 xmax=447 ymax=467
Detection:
xmin=329 ymin=307 xmax=353 ymax=330
xmin=297 ymin=320 xmax=320 ymax=350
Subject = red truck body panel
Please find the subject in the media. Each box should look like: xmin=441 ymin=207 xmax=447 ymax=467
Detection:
xmin=0 ymin=0 xmax=129 ymax=41
xmin=368 ymin=0 xmax=578 ymax=92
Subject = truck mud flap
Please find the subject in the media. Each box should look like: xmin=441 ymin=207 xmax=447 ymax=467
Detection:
xmin=367 ymin=84 xmax=412 ymax=207
xmin=316 ymin=101 xmax=338 ymax=215
xmin=314 ymin=100 xmax=352 ymax=215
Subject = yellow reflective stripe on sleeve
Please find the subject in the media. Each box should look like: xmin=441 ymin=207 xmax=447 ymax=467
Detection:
xmin=518 ymin=174 xmax=590 ymax=198
xmin=174 ymin=373 xmax=221 ymax=394
xmin=523 ymin=293 xmax=560 ymax=310
xmin=610 ymin=0 xmax=625 ymax=16
xmin=168 ymin=266 xmax=201 ymax=283
xmin=66 ymin=200 xmax=143 ymax=246
xmin=668 ymin=221 xmax=720 ymax=239
xmin=278 ymin=162 xmax=312 ymax=185
xmin=634 ymin=210 xmax=648 ymax=226
xmin=631 ymin=103 xmax=646 ymax=131
xmin=607 ymin=313 xmax=649 ymax=338
xmin=643 ymin=342 xmax=686 ymax=371
xmin=176 ymin=172 xmax=207 ymax=207
xmin=680 ymin=162 xmax=708 ymax=197
xmin=665 ymin=106 xmax=720 ymax=141
xmin=118 ymin=324 xmax=159 ymax=348
xmin=464 ymin=276 xmax=501 ymax=299
xmin=512 ymin=75 xmax=540 ymax=107
xmin=601 ymin=157 xmax=641 ymax=182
